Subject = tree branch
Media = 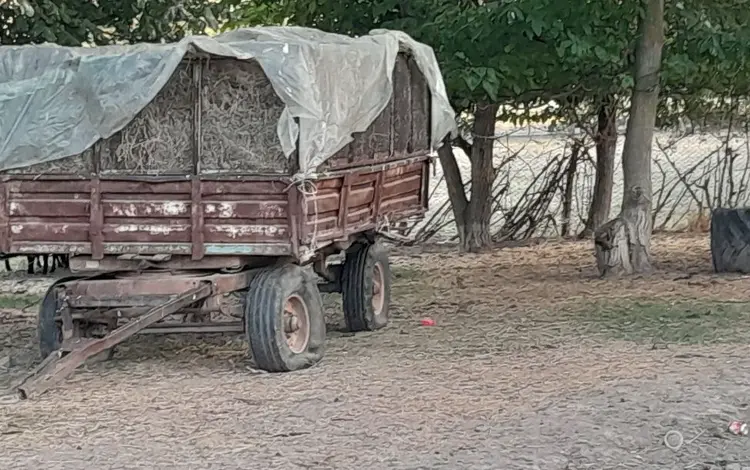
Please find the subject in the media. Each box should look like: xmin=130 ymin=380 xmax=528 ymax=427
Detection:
xmin=454 ymin=135 xmax=473 ymax=157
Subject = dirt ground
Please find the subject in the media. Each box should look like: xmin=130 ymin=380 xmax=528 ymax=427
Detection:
xmin=2 ymin=234 xmax=750 ymax=469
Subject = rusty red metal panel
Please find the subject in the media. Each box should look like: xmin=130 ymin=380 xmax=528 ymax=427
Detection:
xmin=101 ymin=223 xmax=191 ymax=243
xmin=9 ymin=180 xmax=91 ymax=193
xmin=89 ymin=177 xmax=104 ymax=259
xmin=202 ymin=180 xmax=288 ymax=195
xmin=304 ymin=191 xmax=339 ymax=214
xmin=381 ymin=194 xmax=420 ymax=213
xmin=12 ymin=222 xmax=90 ymax=242
xmin=10 ymin=199 xmax=89 ymax=217
xmin=191 ymin=177 xmax=205 ymax=260
xmin=312 ymin=178 xmax=344 ymax=191
xmin=347 ymin=184 xmax=375 ymax=208
xmin=203 ymin=200 xmax=288 ymax=219
xmin=382 ymin=173 xmax=422 ymax=199
xmin=204 ymin=224 xmax=289 ymax=243
xmin=103 ymin=201 xmax=190 ymax=218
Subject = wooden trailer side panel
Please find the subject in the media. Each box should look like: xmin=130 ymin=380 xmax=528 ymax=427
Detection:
xmin=0 ymin=156 xmax=429 ymax=258
xmin=0 ymin=178 xmax=294 ymax=257
xmin=299 ymin=157 xmax=430 ymax=249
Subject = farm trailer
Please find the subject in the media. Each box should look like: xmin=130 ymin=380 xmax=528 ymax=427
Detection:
xmin=0 ymin=27 xmax=457 ymax=398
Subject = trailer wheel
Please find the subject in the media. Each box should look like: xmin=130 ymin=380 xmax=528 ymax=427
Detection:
xmin=342 ymin=242 xmax=391 ymax=332
xmin=245 ymin=264 xmax=326 ymax=372
xmin=38 ymin=278 xmax=115 ymax=361
xmin=38 ymin=282 xmax=63 ymax=359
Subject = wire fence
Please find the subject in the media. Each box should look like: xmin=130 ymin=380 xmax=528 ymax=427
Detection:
xmin=401 ymin=126 xmax=749 ymax=244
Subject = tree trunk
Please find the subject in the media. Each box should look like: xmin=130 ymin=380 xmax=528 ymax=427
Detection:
xmin=580 ymin=97 xmax=617 ymax=238
xmin=463 ymin=102 xmax=500 ymax=252
xmin=561 ymin=140 xmax=582 ymax=238
xmin=437 ymin=103 xmax=499 ymax=252
xmin=437 ymin=142 xmax=468 ymax=233
xmin=594 ymin=0 xmax=664 ymax=276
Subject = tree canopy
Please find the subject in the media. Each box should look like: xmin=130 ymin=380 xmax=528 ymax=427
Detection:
xmin=0 ymin=0 xmax=281 ymax=46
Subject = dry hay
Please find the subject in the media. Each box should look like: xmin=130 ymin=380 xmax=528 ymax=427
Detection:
xmin=408 ymin=56 xmax=430 ymax=153
xmin=100 ymin=63 xmax=194 ymax=175
xmin=200 ymin=59 xmax=289 ymax=174
xmin=392 ymin=55 xmax=412 ymax=155
xmin=7 ymin=149 xmax=92 ymax=175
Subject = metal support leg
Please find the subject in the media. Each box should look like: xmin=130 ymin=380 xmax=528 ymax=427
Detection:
xmin=16 ymin=282 xmax=213 ymax=400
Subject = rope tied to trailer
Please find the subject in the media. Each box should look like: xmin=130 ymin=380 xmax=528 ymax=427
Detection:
xmin=288 ymin=174 xmax=320 ymax=255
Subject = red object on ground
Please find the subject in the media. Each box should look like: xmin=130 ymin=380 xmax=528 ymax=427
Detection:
xmin=729 ymin=420 xmax=748 ymax=435
xmin=420 ymin=318 xmax=436 ymax=326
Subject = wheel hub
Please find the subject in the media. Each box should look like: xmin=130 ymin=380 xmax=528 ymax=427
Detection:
xmin=283 ymin=294 xmax=310 ymax=354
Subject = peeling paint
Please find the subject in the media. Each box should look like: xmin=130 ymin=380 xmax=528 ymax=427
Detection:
xmin=110 ymin=201 xmax=188 ymax=217
xmin=10 ymin=225 xmax=22 ymax=234
xmin=204 ymin=203 xmax=234 ymax=218
xmin=161 ymin=201 xmax=187 ymax=216
xmin=113 ymin=224 xmax=185 ymax=235
xmin=214 ymin=224 xmax=281 ymax=239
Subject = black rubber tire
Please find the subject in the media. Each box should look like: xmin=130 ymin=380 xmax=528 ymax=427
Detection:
xmin=711 ymin=208 xmax=750 ymax=273
xmin=245 ymin=264 xmax=326 ymax=372
xmin=341 ymin=242 xmax=391 ymax=332
xmin=38 ymin=281 xmax=64 ymax=359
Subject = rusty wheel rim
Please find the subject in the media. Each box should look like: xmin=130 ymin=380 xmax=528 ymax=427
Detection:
xmin=372 ymin=262 xmax=385 ymax=316
xmin=283 ymin=294 xmax=310 ymax=354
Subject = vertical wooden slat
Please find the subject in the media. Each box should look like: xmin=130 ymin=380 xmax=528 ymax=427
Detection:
xmin=191 ymin=177 xmax=204 ymax=260
xmin=337 ymin=174 xmax=351 ymax=238
xmin=89 ymin=177 xmax=104 ymax=260
xmin=372 ymin=172 xmax=383 ymax=224
xmin=421 ymin=159 xmax=430 ymax=210
xmin=0 ymin=183 xmax=9 ymax=253
xmin=288 ymin=184 xmax=300 ymax=257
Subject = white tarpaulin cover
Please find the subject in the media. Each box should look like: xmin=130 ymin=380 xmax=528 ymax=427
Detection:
xmin=0 ymin=26 xmax=457 ymax=175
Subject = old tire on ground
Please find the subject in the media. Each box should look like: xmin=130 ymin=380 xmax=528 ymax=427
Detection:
xmin=245 ymin=264 xmax=326 ymax=372
xmin=711 ymin=207 xmax=750 ymax=273
xmin=342 ymin=242 xmax=391 ymax=332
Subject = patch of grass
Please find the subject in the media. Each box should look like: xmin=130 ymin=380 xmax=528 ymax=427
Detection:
xmin=0 ymin=294 xmax=42 ymax=310
xmin=575 ymin=299 xmax=750 ymax=345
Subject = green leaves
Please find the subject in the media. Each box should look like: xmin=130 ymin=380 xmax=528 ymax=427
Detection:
xmin=11 ymin=0 xmax=745 ymax=130
xmin=0 ymin=0 xmax=283 ymax=46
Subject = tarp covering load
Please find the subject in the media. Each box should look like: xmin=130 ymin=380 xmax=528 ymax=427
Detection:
xmin=0 ymin=26 xmax=457 ymax=175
